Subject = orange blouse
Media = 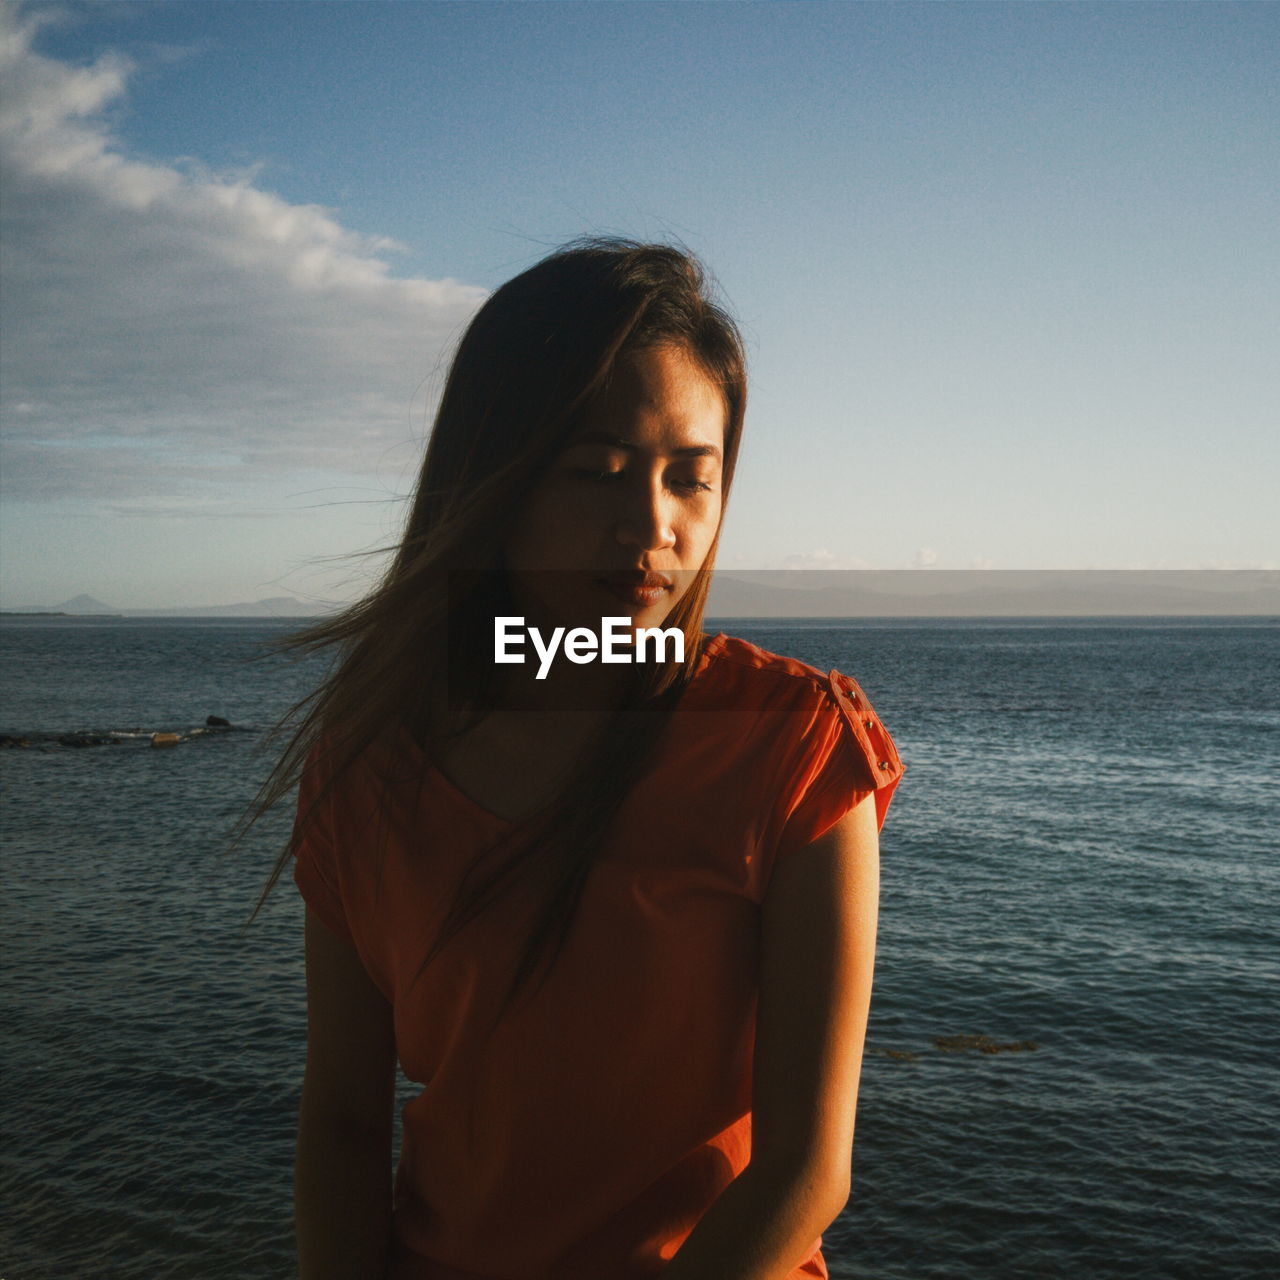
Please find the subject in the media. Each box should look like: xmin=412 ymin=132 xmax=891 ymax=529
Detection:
xmin=293 ymin=632 xmax=905 ymax=1279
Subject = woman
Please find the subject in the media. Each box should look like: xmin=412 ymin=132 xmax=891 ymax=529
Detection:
xmin=253 ymin=239 xmax=904 ymax=1279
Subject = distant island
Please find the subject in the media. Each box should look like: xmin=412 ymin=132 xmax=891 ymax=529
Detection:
xmin=3 ymin=572 xmax=1277 ymax=619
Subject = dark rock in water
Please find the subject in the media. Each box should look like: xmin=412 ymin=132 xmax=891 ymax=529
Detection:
xmin=0 ymin=734 xmax=31 ymax=748
xmin=205 ymin=715 xmax=231 ymax=728
xmin=58 ymin=733 xmax=116 ymax=748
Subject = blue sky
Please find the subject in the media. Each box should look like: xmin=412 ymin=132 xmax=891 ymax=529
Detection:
xmin=1 ymin=0 xmax=1275 ymax=608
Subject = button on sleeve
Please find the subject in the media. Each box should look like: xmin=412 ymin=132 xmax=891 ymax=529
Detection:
xmin=771 ymin=672 xmax=905 ymax=863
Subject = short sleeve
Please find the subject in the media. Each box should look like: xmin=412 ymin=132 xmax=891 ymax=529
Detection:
xmin=774 ymin=670 xmax=905 ymax=861
xmin=291 ymin=745 xmax=357 ymax=948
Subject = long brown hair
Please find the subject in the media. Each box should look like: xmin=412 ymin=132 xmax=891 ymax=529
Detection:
xmin=243 ymin=238 xmax=747 ymax=1015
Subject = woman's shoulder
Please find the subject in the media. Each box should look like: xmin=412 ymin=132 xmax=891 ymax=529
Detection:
xmin=297 ymin=723 xmax=425 ymax=809
xmin=700 ymin=631 xmax=829 ymax=686
xmin=696 ymin=630 xmax=904 ymax=794
xmin=698 ymin=631 xmax=852 ymax=706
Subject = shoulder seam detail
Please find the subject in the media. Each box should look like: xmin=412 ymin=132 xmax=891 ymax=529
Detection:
xmin=824 ymin=668 xmax=904 ymax=787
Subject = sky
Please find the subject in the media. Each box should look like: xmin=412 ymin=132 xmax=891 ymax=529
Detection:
xmin=1 ymin=0 xmax=1276 ymax=609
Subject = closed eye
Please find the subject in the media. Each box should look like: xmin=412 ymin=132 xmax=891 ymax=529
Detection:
xmin=572 ymin=468 xmax=713 ymax=494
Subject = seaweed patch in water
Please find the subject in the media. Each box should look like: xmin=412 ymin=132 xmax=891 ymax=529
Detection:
xmin=933 ymin=1034 xmax=1040 ymax=1055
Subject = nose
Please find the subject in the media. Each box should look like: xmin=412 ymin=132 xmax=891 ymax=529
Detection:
xmin=613 ymin=472 xmax=676 ymax=555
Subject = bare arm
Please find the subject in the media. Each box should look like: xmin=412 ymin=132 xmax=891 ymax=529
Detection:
xmin=296 ymin=907 xmax=397 ymax=1280
xmin=661 ymin=794 xmax=881 ymax=1279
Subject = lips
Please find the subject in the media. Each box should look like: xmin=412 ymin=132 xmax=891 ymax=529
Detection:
xmin=595 ymin=572 xmax=672 ymax=607
xmin=600 ymin=571 xmax=673 ymax=590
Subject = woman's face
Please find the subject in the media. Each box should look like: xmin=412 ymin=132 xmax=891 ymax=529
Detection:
xmin=504 ymin=343 xmax=727 ymax=635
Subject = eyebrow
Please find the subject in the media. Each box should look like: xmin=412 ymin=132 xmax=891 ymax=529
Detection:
xmin=567 ymin=431 xmax=723 ymax=461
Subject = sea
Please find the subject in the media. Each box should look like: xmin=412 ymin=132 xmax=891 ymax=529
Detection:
xmin=1 ymin=615 xmax=1276 ymax=1280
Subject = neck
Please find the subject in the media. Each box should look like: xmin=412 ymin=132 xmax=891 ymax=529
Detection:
xmin=496 ymin=654 xmax=631 ymax=714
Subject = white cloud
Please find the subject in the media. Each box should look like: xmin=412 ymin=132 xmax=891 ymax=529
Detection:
xmin=778 ymin=548 xmax=873 ymax=571
xmin=910 ymin=547 xmax=938 ymax=568
xmin=0 ymin=4 xmax=487 ymax=505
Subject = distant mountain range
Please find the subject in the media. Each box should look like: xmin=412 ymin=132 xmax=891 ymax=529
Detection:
xmin=5 ymin=572 xmax=1277 ymax=618
xmin=4 ymin=593 xmax=327 ymax=618
xmin=704 ymin=570 xmax=1280 ymax=617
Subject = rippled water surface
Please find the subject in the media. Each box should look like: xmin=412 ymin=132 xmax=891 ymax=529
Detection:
xmin=2 ymin=616 xmax=1277 ymax=1279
